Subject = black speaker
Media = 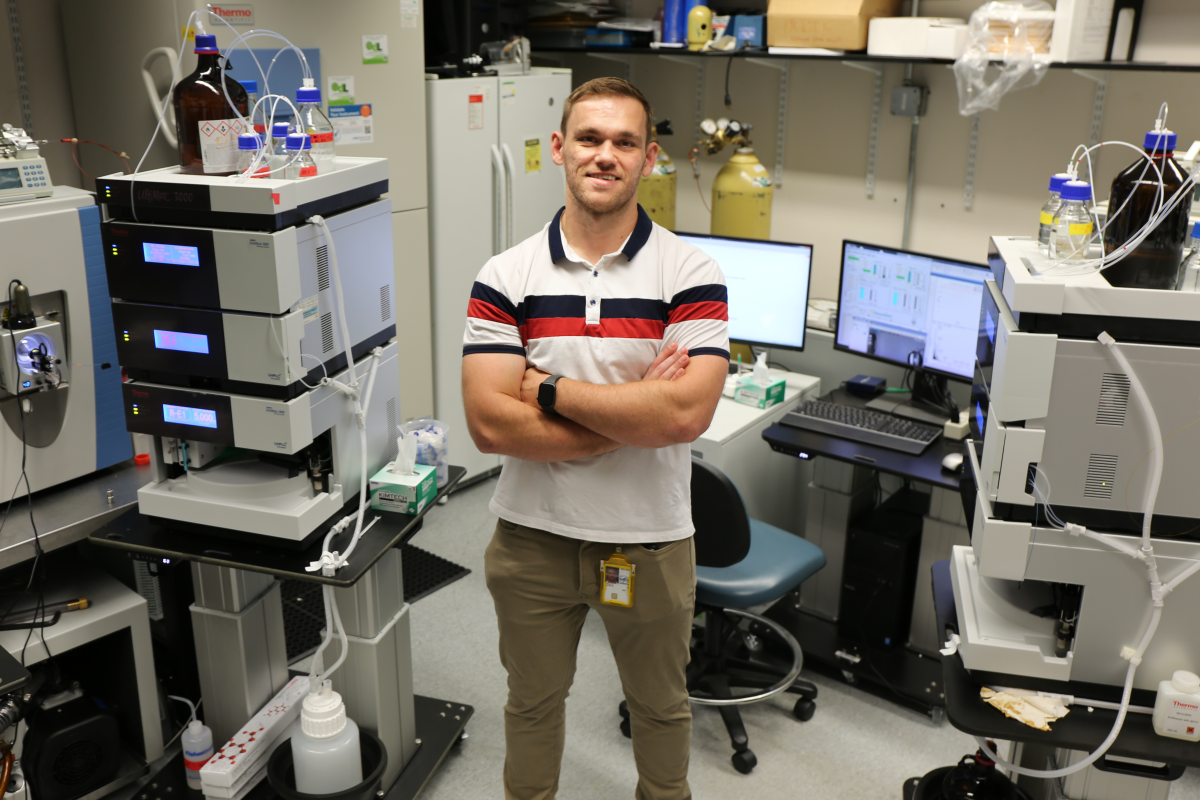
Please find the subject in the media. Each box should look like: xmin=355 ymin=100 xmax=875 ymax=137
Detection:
xmin=21 ymin=698 xmax=121 ymax=800
xmin=837 ymin=489 xmax=926 ymax=649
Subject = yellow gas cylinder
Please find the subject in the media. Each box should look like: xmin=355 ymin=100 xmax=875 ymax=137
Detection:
xmin=711 ymin=147 xmax=772 ymax=240
xmin=638 ymin=147 xmax=677 ymax=230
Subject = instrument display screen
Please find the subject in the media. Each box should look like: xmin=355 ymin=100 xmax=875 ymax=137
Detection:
xmin=0 ymin=168 xmax=21 ymax=191
xmin=143 ymin=242 xmax=200 ymax=267
xmin=162 ymin=404 xmax=218 ymax=428
xmin=153 ymin=329 xmax=210 ymax=354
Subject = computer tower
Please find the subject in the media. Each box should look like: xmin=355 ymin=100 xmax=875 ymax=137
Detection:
xmin=837 ymin=489 xmax=926 ymax=648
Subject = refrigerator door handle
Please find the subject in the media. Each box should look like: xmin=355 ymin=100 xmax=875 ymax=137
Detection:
xmin=490 ymin=144 xmax=507 ymax=256
xmin=501 ymin=143 xmax=517 ymax=251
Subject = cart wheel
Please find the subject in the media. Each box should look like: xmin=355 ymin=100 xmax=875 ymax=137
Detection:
xmin=793 ymin=698 xmax=816 ymax=722
xmin=732 ymin=749 xmax=757 ymax=774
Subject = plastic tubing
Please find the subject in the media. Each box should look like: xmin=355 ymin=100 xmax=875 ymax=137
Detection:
xmin=1099 ymin=332 xmax=1163 ymax=549
xmin=168 ymin=695 xmax=197 ymax=725
xmin=975 ymin=607 xmax=1161 ymax=778
xmin=128 ymin=9 xmax=199 ymax=222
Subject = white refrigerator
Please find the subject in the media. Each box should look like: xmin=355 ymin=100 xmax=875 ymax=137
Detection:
xmin=427 ymin=68 xmax=572 ymax=485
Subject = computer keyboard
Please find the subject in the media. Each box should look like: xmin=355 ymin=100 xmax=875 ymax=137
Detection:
xmin=781 ymin=400 xmax=942 ymax=455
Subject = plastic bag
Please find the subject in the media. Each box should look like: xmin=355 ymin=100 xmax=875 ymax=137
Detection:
xmin=953 ymin=1 xmax=1052 ymax=116
xmin=400 ymin=417 xmax=449 ymax=487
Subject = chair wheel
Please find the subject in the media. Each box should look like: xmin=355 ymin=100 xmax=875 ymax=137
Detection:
xmin=793 ymin=698 xmax=816 ymax=722
xmin=618 ymin=700 xmax=629 ymax=720
xmin=731 ymin=749 xmax=757 ymax=774
xmin=620 ymin=718 xmax=631 ymax=739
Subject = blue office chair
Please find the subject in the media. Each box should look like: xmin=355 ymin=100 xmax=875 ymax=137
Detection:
xmin=619 ymin=458 xmax=827 ymax=774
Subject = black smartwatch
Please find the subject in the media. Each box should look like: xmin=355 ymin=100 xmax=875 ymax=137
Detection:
xmin=537 ymin=375 xmax=565 ymax=413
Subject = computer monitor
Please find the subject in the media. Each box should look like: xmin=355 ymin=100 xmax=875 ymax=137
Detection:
xmin=835 ymin=240 xmax=991 ymax=420
xmin=675 ymin=233 xmax=813 ymax=352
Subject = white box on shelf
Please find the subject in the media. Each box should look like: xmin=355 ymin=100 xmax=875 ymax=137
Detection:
xmin=1049 ymin=0 xmax=1115 ymax=62
xmin=867 ymin=17 xmax=967 ymax=59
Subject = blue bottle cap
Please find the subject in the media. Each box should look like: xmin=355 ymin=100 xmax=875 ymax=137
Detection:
xmin=194 ymin=34 xmax=219 ymax=54
xmin=1060 ymin=180 xmax=1092 ymax=202
xmin=237 ymin=134 xmax=262 ymax=150
xmin=1144 ymin=129 xmax=1177 ymax=151
xmin=240 ymin=79 xmax=258 ymax=94
xmin=286 ymin=134 xmax=312 ymax=150
xmin=272 ymin=122 xmax=291 ymax=136
xmin=1193 ymin=221 xmax=1200 ymax=237
xmin=1048 ymin=173 xmax=1072 ymax=193
xmin=296 ymin=86 xmax=322 ymax=104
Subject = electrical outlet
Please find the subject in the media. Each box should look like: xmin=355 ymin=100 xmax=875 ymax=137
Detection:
xmin=891 ymin=85 xmax=929 ymax=117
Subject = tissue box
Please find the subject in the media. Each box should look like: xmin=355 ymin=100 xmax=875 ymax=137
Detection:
xmin=369 ymin=462 xmax=437 ymax=514
xmin=733 ymin=375 xmax=785 ymax=409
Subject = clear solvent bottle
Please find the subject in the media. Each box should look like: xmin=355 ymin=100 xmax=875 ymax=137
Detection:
xmin=236 ymin=133 xmax=268 ymax=178
xmin=1051 ymin=180 xmax=1094 ymax=266
xmin=1179 ymin=223 xmax=1200 ymax=291
xmin=295 ymin=78 xmax=336 ymax=174
xmin=284 ymin=134 xmax=317 ymax=180
xmin=1038 ymin=173 xmax=1072 ymax=254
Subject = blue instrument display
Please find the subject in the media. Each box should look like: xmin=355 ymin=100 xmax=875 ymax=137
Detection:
xmin=153 ymin=329 xmax=210 ymax=354
xmin=162 ymin=404 xmax=218 ymax=429
xmin=143 ymin=242 xmax=200 ymax=266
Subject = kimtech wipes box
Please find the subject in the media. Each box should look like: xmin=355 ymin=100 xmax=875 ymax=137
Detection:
xmin=369 ymin=462 xmax=437 ymax=514
xmin=733 ymin=375 xmax=786 ymax=409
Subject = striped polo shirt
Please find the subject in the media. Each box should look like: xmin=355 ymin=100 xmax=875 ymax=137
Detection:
xmin=463 ymin=205 xmax=730 ymax=544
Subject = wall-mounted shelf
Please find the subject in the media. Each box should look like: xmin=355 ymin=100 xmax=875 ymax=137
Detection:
xmin=535 ymin=46 xmax=1200 ymax=74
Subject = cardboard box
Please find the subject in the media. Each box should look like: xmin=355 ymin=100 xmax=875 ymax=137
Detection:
xmin=369 ymin=462 xmax=437 ymax=515
xmin=733 ymin=374 xmax=785 ymax=409
xmin=768 ymin=0 xmax=903 ymax=51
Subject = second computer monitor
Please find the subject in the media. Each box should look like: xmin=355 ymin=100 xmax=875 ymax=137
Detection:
xmin=835 ymin=240 xmax=990 ymax=381
xmin=675 ymin=233 xmax=813 ymax=351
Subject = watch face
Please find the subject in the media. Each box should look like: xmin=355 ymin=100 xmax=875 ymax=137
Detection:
xmin=538 ymin=380 xmax=555 ymax=408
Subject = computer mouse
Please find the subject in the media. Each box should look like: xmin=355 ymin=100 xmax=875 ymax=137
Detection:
xmin=942 ymin=452 xmax=964 ymax=472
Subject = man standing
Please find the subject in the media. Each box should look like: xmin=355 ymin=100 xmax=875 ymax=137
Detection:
xmin=461 ymin=77 xmax=729 ymax=800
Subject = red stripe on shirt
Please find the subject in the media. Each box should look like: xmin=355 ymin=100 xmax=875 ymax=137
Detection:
xmin=667 ymin=301 xmax=729 ymax=324
xmin=521 ymin=317 xmax=666 ymax=341
xmin=468 ymin=298 xmax=516 ymax=326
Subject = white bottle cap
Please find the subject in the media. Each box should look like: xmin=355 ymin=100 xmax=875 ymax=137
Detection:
xmin=1171 ymin=670 xmax=1200 ymax=694
xmin=188 ymin=720 xmax=205 ymax=735
xmin=301 ymin=680 xmax=348 ymax=739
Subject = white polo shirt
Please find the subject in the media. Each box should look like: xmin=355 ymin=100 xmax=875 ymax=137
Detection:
xmin=463 ymin=205 xmax=730 ymax=544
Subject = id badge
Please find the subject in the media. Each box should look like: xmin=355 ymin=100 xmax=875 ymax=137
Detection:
xmin=601 ymin=551 xmax=635 ymax=608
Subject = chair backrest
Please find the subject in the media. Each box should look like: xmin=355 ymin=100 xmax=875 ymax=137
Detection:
xmin=690 ymin=457 xmax=752 ymax=569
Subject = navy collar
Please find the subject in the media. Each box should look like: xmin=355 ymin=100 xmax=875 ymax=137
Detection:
xmin=548 ymin=204 xmax=654 ymax=264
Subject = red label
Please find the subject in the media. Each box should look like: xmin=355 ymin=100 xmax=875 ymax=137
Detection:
xmin=469 ymin=94 xmax=483 ymax=103
xmin=184 ymin=756 xmax=211 ymax=771
xmin=309 ymin=132 xmax=334 ymax=144
xmin=299 ymin=166 xmax=317 ymax=177
xmin=271 ymin=192 xmax=280 ymax=205
xmin=251 ymin=167 xmax=270 ymax=178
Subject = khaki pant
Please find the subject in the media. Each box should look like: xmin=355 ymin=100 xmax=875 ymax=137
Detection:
xmin=484 ymin=519 xmax=697 ymax=800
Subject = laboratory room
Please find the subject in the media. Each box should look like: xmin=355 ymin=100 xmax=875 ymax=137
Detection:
xmin=5 ymin=0 xmax=1200 ymax=799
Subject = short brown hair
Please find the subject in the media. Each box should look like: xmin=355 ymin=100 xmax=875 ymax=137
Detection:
xmin=559 ymin=77 xmax=653 ymax=145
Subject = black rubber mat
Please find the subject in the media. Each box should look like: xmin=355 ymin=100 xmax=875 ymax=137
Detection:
xmin=281 ymin=544 xmax=470 ymax=661
xmin=400 ymin=543 xmax=471 ymax=604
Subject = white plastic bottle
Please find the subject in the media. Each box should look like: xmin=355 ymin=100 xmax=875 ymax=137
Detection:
xmin=1051 ymin=180 xmax=1094 ymax=265
xmin=291 ymin=681 xmax=363 ymax=794
xmin=1153 ymin=670 xmax=1200 ymax=741
xmin=295 ymin=78 xmax=336 ymax=175
xmin=181 ymin=719 xmax=214 ymax=790
xmin=1038 ymin=173 xmax=1072 ymax=254
xmin=284 ymin=134 xmax=317 ymax=181
xmin=1178 ymin=223 xmax=1200 ymax=291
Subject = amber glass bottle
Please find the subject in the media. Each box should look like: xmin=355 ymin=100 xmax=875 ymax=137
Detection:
xmin=1103 ymin=128 xmax=1193 ymax=289
xmin=172 ymin=34 xmax=249 ymax=176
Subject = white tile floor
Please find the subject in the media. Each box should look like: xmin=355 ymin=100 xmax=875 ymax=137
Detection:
xmin=408 ymin=476 xmax=1200 ymax=800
